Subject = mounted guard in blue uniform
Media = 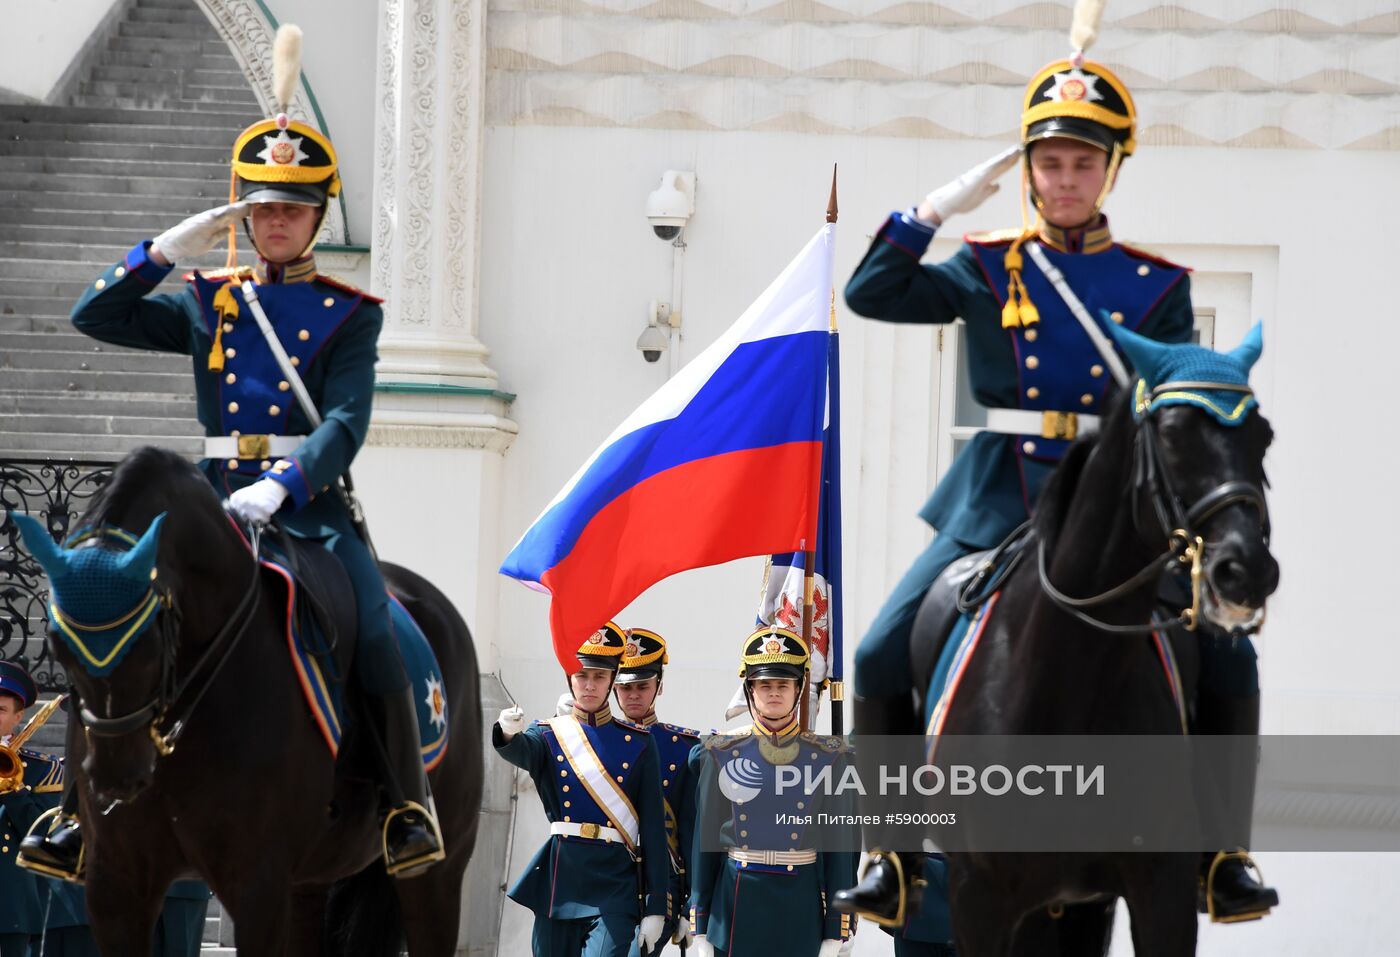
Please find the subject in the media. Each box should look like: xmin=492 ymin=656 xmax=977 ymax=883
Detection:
xmin=20 ymin=26 xmax=442 ymax=884
xmin=612 ymin=628 xmax=702 ymax=956
xmin=495 ymin=624 xmax=671 ymax=957
xmin=831 ymin=0 xmax=1277 ymax=931
xmin=686 ymin=627 xmax=857 ymax=957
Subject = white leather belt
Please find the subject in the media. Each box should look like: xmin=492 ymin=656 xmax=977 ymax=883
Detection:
xmin=727 ymin=848 xmax=817 ymax=866
xmin=551 ymin=821 xmax=627 ymax=844
xmin=985 ymin=409 xmax=1100 ymax=441
xmin=204 ymin=435 xmax=306 ymax=459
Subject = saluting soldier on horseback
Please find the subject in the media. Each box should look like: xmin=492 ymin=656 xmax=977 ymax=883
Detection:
xmin=831 ymin=0 xmax=1278 ymax=937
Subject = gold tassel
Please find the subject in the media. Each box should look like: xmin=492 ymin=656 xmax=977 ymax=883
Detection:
xmin=207 ymin=284 xmax=240 ymax=371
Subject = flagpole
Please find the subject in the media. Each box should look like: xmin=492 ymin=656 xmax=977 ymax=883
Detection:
xmin=825 ymin=163 xmax=846 ymax=737
xmin=800 ymin=545 xmax=816 ymax=731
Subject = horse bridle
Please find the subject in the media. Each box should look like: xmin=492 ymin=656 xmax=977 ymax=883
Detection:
xmin=1036 ymin=379 xmax=1269 ymax=636
xmin=75 ymin=521 xmax=263 ymax=757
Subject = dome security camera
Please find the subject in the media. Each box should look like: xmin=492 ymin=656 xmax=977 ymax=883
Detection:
xmin=646 ymin=171 xmax=695 ymax=241
xmin=636 ymin=324 xmax=669 ymax=363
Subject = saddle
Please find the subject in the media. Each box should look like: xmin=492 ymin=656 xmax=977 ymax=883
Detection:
xmin=262 ymin=527 xmax=358 ymax=688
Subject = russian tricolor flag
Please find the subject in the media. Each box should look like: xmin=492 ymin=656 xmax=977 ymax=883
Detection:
xmin=501 ymin=224 xmax=836 ymax=670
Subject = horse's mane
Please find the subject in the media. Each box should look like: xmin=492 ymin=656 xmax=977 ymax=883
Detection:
xmin=1031 ymin=385 xmax=1135 ymax=552
xmin=85 ymin=446 xmax=211 ymax=528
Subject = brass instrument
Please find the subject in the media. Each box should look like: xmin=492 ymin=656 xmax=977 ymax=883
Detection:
xmin=0 ymin=694 xmax=66 ymax=793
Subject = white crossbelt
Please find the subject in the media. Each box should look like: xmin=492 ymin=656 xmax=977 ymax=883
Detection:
xmin=551 ymin=821 xmax=627 ymax=844
xmin=204 ymin=435 xmax=306 ymax=459
xmin=1024 ymin=241 xmax=1132 ymax=388
xmin=984 ymin=409 xmax=1100 ymax=440
xmin=727 ymin=848 xmax=818 ymax=866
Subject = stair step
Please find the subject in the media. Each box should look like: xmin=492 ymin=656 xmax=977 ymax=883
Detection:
xmin=2 ymin=346 xmax=187 ymax=374
xmin=0 ymin=154 xmax=228 ymax=180
xmin=117 ymin=20 xmax=219 ymax=41
xmin=0 ymin=431 xmax=204 ymax=454
xmin=0 ymin=329 xmax=117 ymax=350
xmin=6 ymin=316 xmax=74 ymax=333
xmin=0 ymin=120 xmax=237 ymax=147
xmin=137 ymin=0 xmax=211 ymax=9
xmin=127 ymin=5 xmax=215 ymax=24
xmin=0 ymin=104 xmax=259 ymax=130
xmin=0 ymin=205 xmax=220 ymax=228
xmin=99 ymin=50 xmax=240 ymax=72
xmin=79 ymin=79 xmax=257 ymax=102
xmin=0 ymin=391 xmax=197 ymax=419
xmin=69 ymin=94 xmax=262 ymax=112
xmin=0 ymin=413 xmax=201 ymax=439
xmin=0 ymin=243 xmax=218 ymax=269
xmin=0 ymin=277 xmax=116 ymax=299
xmin=1 ymin=170 xmax=227 ymax=196
xmin=0 ymin=368 xmax=194 ymax=394
xmin=0 ymin=295 xmax=86 ymax=318
xmin=0 ymin=138 xmax=228 ymax=163
xmin=89 ymin=65 xmax=250 ymax=87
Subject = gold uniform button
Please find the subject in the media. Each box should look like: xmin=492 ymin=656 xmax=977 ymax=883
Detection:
xmin=278 ymin=380 xmax=290 ymax=392
xmin=557 ymin=755 xmax=564 ymax=762
xmin=1025 ymin=355 xmax=1039 ymax=370
xmin=796 ymin=801 xmax=805 ymax=810
xmin=1110 ymin=311 xmax=1125 ymax=324
xmin=563 ymin=801 xmax=571 ymax=808
xmin=1026 ymin=387 xmax=1040 ymax=399
xmin=563 ymin=816 xmax=570 ymax=823
xmin=227 ymin=401 xmax=239 ymax=413
xmin=672 ymin=735 xmax=679 ymax=742
xmin=1024 ymin=328 xmax=1038 ymax=342
xmin=1081 ymin=394 xmax=1094 ymax=407
xmin=621 ymin=762 xmax=629 ymax=770
xmin=1090 ymin=364 xmax=1104 ymax=377
xmin=290 ymin=356 xmax=300 ymax=367
xmin=268 ymin=405 xmax=281 ymax=416
xmin=562 ymin=785 xmax=570 ymax=792
xmin=230 ymin=429 xmax=241 ymax=437
xmin=298 ymin=329 xmax=310 ymax=341
xmin=223 ymin=322 xmax=233 ymax=333
xmin=663 ymin=779 xmax=670 ymax=787
xmin=225 ymin=373 xmax=236 ymax=384
xmin=560 ymin=770 xmax=567 ymax=777
xmin=94 ymin=278 xmax=106 ymax=290
xmin=1136 ymin=265 xmax=1150 ymax=277
xmin=226 ymin=459 xmax=239 ymax=470
xmin=615 ymin=775 xmax=624 ymax=783
xmin=786 ymin=864 xmax=795 ymax=872
xmin=669 ymin=763 xmax=677 ymax=771
xmin=114 ymin=266 xmax=126 ymax=278
xmin=323 ymin=297 xmax=335 ymax=308
xmin=225 ymin=347 xmax=236 ymax=359
xmin=1023 ymin=441 xmax=1037 ymax=455
xmin=740 ymin=830 xmax=748 ymax=838
xmin=624 ymin=735 xmax=632 ymax=742
xmin=739 ymin=814 xmax=747 ymax=821
xmin=791 ymin=832 xmax=800 ymax=840
xmin=260 ymin=460 xmax=272 ymax=471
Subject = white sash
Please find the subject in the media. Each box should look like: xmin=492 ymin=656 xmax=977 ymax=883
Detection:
xmin=547 ymin=716 xmax=642 ymax=854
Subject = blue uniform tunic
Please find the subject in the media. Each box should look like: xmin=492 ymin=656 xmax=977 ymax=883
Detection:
xmin=69 ymin=243 xmax=405 ymax=693
xmin=687 ymin=721 xmax=858 ymax=956
xmin=495 ymin=705 xmax=670 ymax=957
xmin=626 ymin=719 xmax=700 ymax=957
xmin=844 ymin=211 xmax=1196 ymax=696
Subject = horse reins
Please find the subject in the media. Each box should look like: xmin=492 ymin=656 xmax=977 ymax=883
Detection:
xmin=77 ymin=519 xmax=264 ymax=757
xmin=1033 ymin=379 xmax=1269 ymax=636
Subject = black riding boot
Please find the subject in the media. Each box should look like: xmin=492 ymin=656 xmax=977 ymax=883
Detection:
xmin=831 ymin=693 xmax=928 ymax=925
xmin=1193 ymin=690 xmax=1278 ymax=921
xmin=17 ymin=778 xmax=85 ymax=883
xmin=376 ymin=686 xmax=444 ymax=879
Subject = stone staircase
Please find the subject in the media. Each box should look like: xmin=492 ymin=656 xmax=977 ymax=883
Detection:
xmin=0 ymin=0 xmax=263 ymax=463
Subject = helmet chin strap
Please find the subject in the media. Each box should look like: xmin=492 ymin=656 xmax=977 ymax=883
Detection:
xmin=743 ymin=676 xmax=806 ymax=729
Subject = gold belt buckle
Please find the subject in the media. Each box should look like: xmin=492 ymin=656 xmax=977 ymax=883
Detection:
xmin=237 ymin=434 xmax=270 ymax=459
xmin=1041 ymin=411 xmax=1078 ymax=440
xmin=579 ymin=822 xmax=601 ymax=840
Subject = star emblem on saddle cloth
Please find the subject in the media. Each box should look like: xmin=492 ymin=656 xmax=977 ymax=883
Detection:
xmin=257 ymin=129 xmax=309 ymax=166
xmin=424 ymin=675 xmax=447 ymax=731
xmin=1045 ymin=68 xmax=1104 ymax=104
xmin=774 ymin=588 xmax=830 ymax=656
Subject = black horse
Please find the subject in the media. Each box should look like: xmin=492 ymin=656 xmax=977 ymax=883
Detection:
xmin=909 ymin=328 xmax=1277 ymax=956
xmin=16 ymin=447 xmax=482 ymax=955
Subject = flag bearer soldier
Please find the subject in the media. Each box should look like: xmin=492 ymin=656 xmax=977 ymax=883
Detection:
xmin=21 ymin=25 xmax=442 ymax=883
xmin=832 ymin=0 xmax=1276 ymax=930
xmin=686 ymin=627 xmax=858 ymax=957
xmin=613 ymin=628 xmax=702 ymax=955
xmin=495 ymin=624 xmax=671 ymax=957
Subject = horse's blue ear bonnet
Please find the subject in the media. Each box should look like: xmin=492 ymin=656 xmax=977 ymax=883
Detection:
xmin=1107 ymin=321 xmax=1263 ymax=426
xmin=11 ymin=512 xmax=167 ymax=676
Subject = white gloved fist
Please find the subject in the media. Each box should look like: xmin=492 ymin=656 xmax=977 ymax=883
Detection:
xmin=921 ymin=145 xmax=1023 ymax=225
xmin=637 ymin=915 xmax=666 ymax=951
xmin=690 ymin=935 xmax=715 ymax=957
xmin=153 ymin=201 xmax=250 ymax=264
xmin=497 ymin=705 xmax=526 ymax=737
xmin=226 ymin=479 xmax=288 ymax=526
xmin=818 ymin=939 xmax=844 ymax=957
xmin=555 ymin=693 xmax=575 ymax=717
xmin=673 ymin=916 xmax=691 ymax=943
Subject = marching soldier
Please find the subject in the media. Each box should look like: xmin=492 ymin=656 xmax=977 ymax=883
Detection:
xmin=21 ymin=25 xmax=442 ymax=882
xmin=0 ymin=662 xmax=62 ymax=957
xmin=612 ymin=628 xmax=701 ymax=955
xmin=832 ymin=0 xmax=1276 ymax=929
xmin=495 ymin=624 xmax=670 ymax=957
xmin=686 ymin=626 xmax=857 ymax=957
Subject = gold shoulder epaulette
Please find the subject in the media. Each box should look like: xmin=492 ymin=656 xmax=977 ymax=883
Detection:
xmin=616 ymin=717 xmax=651 ymax=734
xmin=316 ymin=273 xmax=385 ymax=304
xmin=799 ymin=731 xmax=847 ymax=752
xmin=660 ymin=723 xmax=701 ymax=739
xmin=1117 ymin=242 xmax=1186 ymax=271
xmin=964 ymin=227 xmax=1030 ymax=245
xmin=186 ymin=265 xmax=255 ymax=283
xmin=705 ymin=730 xmax=751 ymax=750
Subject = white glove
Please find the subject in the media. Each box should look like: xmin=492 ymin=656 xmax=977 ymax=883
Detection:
xmin=818 ymin=939 xmax=844 ymax=957
xmin=152 ymin=201 xmax=250 ymax=264
xmin=497 ymin=705 xmax=526 ymax=737
xmin=226 ymin=479 xmax=288 ymax=526
xmin=673 ymin=916 xmax=690 ymax=943
xmin=638 ymin=915 xmax=666 ymax=951
xmin=921 ymin=145 xmax=1023 ymax=225
xmin=555 ymin=693 xmax=575 ymax=716
xmin=690 ymin=935 xmax=715 ymax=957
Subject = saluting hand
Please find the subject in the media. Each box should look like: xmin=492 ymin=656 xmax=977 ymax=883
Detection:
xmin=916 ymin=145 xmax=1023 ymax=226
xmin=151 ymin=201 xmax=251 ymax=266
xmin=497 ymin=705 xmax=526 ymax=739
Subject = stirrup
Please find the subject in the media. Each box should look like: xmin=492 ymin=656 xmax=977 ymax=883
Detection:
xmin=17 ymin=808 xmax=86 ymax=884
xmin=1203 ymin=849 xmax=1273 ymax=924
xmin=382 ymin=800 xmax=445 ymax=878
xmin=852 ymin=850 xmax=923 ymax=928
